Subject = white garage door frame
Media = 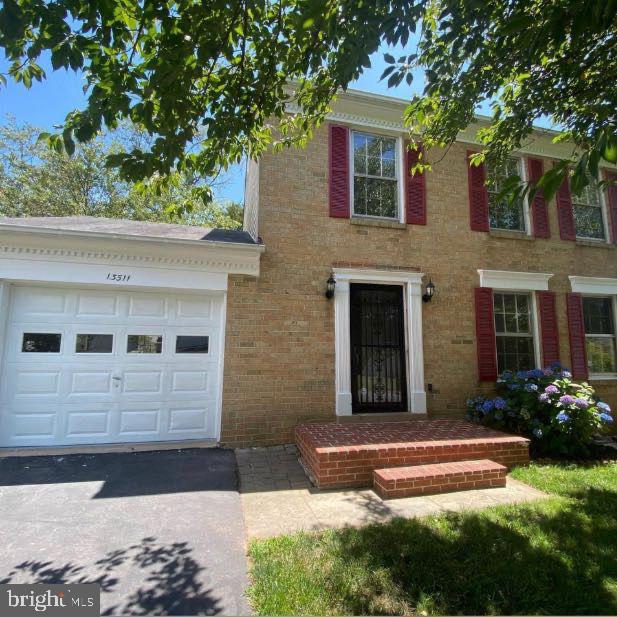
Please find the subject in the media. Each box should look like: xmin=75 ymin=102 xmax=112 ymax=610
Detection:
xmin=0 ymin=226 xmax=263 ymax=450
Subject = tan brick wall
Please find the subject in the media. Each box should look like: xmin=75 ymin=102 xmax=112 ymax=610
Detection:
xmin=220 ymin=125 xmax=617 ymax=446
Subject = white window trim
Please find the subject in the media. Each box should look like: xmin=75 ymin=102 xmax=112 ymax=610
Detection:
xmin=478 ymin=269 xmax=553 ymax=291
xmin=572 ymin=177 xmax=611 ymax=243
xmin=349 ymin=129 xmax=405 ymax=224
xmin=569 ymin=276 xmax=617 ymax=295
xmin=575 ymin=291 xmax=617 ymax=381
xmin=332 ymin=268 xmax=426 ymax=416
xmin=487 ymin=156 xmax=532 ymax=236
xmin=478 ymin=269 xmax=552 ymax=370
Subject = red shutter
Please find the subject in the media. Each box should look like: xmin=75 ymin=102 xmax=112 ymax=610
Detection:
xmin=566 ymin=292 xmax=588 ymax=379
xmin=537 ymin=291 xmax=560 ymax=366
xmin=475 ymin=287 xmax=498 ymax=380
xmin=556 ymin=172 xmax=576 ymax=240
xmin=468 ymin=151 xmax=489 ymax=231
xmin=527 ymin=157 xmax=550 ymax=238
xmin=405 ymin=142 xmax=426 ymax=225
xmin=328 ymin=124 xmax=350 ymax=218
xmin=604 ymin=170 xmax=617 ymax=244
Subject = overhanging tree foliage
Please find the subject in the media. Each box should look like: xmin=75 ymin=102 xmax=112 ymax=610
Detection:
xmin=0 ymin=0 xmax=615 ymax=202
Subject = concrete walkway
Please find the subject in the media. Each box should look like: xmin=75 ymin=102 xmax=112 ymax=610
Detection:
xmin=236 ymin=445 xmax=547 ymax=539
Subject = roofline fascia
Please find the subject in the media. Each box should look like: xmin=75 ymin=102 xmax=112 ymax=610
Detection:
xmin=0 ymin=224 xmax=265 ymax=253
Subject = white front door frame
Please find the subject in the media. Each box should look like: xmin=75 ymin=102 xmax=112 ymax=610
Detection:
xmin=332 ymin=268 xmax=426 ymax=416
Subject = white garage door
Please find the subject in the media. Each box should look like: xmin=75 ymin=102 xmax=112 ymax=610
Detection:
xmin=0 ymin=285 xmax=224 ymax=447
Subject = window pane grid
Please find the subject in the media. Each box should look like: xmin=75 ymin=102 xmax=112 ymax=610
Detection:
xmin=353 ymin=131 xmax=398 ymax=219
xmin=487 ymin=157 xmax=525 ymax=232
xmin=583 ymin=297 xmax=617 ymax=373
xmin=572 ymin=176 xmax=605 ymax=239
xmin=493 ymin=292 xmax=535 ymax=373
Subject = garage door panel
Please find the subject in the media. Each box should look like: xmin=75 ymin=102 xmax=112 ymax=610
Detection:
xmin=122 ymin=370 xmax=163 ymax=394
xmin=119 ymin=407 xmax=161 ymax=435
xmin=66 ymin=410 xmax=110 ymax=436
xmin=1 ymin=285 xmax=223 ymax=447
xmin=76 ymin=293 xmax=120 ymax=317
xmin=11 ymin=288 xmax=68 ymax=317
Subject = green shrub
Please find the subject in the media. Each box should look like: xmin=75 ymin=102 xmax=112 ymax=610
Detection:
xmin=467 ymin=365 xmax=613 ymax=457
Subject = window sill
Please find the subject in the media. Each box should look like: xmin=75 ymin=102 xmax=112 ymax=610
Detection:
xmin=488 ymin=229 xmax=534 ymax=241
xmin=589 ymin=374 xmax=617 ymax=381
xmin=575 ymin=238 xmax=615 ymax=249
xmin=350 ymin=216 xmax=407 ymax=230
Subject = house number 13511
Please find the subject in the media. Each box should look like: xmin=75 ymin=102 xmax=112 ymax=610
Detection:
xmin=106 ymin=273 xmax=131 ymax=282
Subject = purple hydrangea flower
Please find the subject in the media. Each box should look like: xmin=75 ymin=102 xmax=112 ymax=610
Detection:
xmin=494 ymin=397 xmax=507 ymax=410
xmin=545 ymin=385 xmax=559 ymax=394
xmin=574 ymin=397 xmax=589 ymax=409
xmin=562 ymin=370 xmax=572 ymax=378
xmin=556 ymin=412 xmax=569 ymax=423
xmin=559 ymin=395 xmax=575 ymax=405
xmin=600 ymin=413 xmax=614 ymax=423
xmin=543 ymin=368 xmax=554 ymax=376
xmin=539 ymin=393 xmax=550 ymax=403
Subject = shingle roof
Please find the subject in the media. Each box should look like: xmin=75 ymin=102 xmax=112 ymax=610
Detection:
xmin=0 ymin=216 xmax=257 ymax=245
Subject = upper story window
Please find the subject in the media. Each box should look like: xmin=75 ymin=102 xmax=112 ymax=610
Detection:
xmin=487 ymin=157 xmax=526 ymax=232
xmin=573 ymin=177 xmax=606 ymax=240
xmin=352 ymin=132 xmax=398 ymax=219
xmin=493 ymin=291 xmax=536 ymax=372
xmin=583 ymin=297 xmax=616 ymax=374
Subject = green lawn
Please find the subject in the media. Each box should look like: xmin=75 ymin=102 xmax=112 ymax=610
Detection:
xmin=247 ymin=462 xmax=617 ymax=615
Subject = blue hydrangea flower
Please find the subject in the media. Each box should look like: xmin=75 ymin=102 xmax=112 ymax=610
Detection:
xmin=532 ymin=428 xmax=543 ymax=438
xmin=574 ymin=397 xmax=589 ymax=409
xmin=598 ymin=402 xmax=611 ymax=413
xmin=494 ymin=397 xmax=507 ymax=410
xmin=545 ymin=385 xmax=559 ymax=394
xmin=529 ymin=369 xmax=544 ymax=379
xmin=482 ymin=400 xmax=495 ymax=413
xmin=539 ymin=393 xmax=550 ymax=403
xmin=516 ymin=370 xmax=528 ymax=379
xmin=543 ymin=367 xmax=554 ymax=376
xmin=556 ymin=412 xmax=569 ymax=423
xmin=525 ymin=383 xmax=539 ymax=392
xmin=508 ymin=383 xmax=520 ymax=391
xmin=562 ymin=370 xmax=572 ymax=378
xmin=600 ymin=413 xmax=614 ymax=423
xmin=559 ymin=395 xmax=575 ymax=405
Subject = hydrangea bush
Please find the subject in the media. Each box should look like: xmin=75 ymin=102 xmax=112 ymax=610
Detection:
xmin=467 ymin=364 xmax=613 ymax=456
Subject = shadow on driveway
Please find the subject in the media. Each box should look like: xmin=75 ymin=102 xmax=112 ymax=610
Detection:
xmin=0 ymin=448 xmax=249 ymax=615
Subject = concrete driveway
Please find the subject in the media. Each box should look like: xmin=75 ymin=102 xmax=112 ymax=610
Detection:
xmin=0 ymin=448 xmax=249 ymax=616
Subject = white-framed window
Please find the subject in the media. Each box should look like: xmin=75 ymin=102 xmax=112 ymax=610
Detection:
xmin=582 ymin=296 xmax=617 ymax=375
xmin=573 ymin=176 xmax=607 ymax=240
xmin=486 ymin=156 xmax=528 ymax=232
xmin=351 ymin=131 xmax=400 ymax=220
xmin=493 ymin=291 xmax=537 ymax=372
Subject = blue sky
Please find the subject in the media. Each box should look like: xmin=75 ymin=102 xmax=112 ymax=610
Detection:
xmin=0 ymin=43 xmax=436 ymax=204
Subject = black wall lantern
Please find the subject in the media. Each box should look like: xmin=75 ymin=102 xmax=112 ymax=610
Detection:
xmin=423 ymin=279 xmax=435 ymax=303
xmin=325 ymin=274 xmax=336 ymax=299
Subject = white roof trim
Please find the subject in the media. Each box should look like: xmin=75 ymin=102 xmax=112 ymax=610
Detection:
xmin=478 ymin=269 xmax=553 ymax=291
xmin=569 ymin=276 xmax=617 ymax=295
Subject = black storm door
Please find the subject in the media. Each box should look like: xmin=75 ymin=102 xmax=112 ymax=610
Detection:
xmin=350 ymin=284 xmax=407 ymax=413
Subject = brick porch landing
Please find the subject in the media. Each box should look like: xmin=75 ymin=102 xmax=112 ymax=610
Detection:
xmin=295 ymin=420 xmax=529 ymax=489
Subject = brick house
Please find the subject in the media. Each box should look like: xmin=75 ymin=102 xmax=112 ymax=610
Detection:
xmin=221 ymin=88 xmax=617 ymax=447
xmin=0 ymin=88 xmax=614 ymax=452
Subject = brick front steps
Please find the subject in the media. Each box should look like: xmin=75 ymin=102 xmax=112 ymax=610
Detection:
xmin=373 ymin=459 xmax=507 ymax=499
xmin=295 ymin=420 xmax=529 ymax=489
